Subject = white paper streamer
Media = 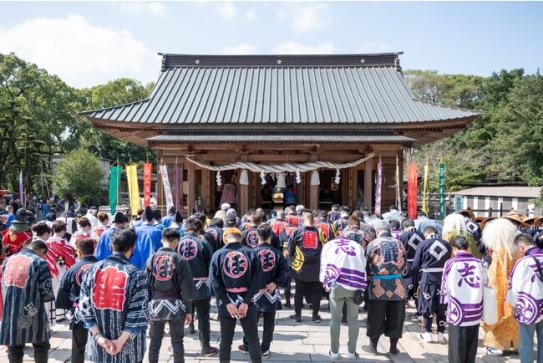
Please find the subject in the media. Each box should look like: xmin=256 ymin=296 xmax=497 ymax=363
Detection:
xmin=239 ymin=169 xmax=249 ymax=185
xmin=310 ymin=170 xmax=320 ymax=186
xmin=295 ymin=170 xmax=301 ymax=184
xmin=260 ymin=171 xmax=267 ymax=185
xmin=216 ymin=171 xmax=222 ymax=187
xmin=334 ymin=169 xmax=341 ymax=184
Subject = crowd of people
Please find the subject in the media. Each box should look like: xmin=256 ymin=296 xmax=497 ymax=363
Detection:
xmin=0 ymin=199 xmax=542 ymax=363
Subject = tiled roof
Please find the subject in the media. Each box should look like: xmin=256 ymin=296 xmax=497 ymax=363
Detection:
xmin=83 ymin=53 xmax=479 ymax=125
xmin=453 ymin=186 xmax=541 ymax=199
xmin=146 ymin=134 xmax=416 ymax=143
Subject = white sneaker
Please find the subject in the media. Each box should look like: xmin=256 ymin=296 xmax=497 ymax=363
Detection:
xmin=329 ymin=351 xmax=340 ymax=360
xmin=485 ymin=347 xmax=503 ymax=356
xmin=344 ymin=352 xmax=359 ymax=360
xmin=437 ymin=333 xmax=447 ymax=343
xmin=418 ymin=332 xmax=433 ymax=343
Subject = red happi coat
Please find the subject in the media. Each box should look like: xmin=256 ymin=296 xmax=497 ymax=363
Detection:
xmin=45 ymin=237 xmax=76 ymax=278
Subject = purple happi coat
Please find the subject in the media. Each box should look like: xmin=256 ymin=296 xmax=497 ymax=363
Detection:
xmin=319 ymin=237 xmax=367 ymax=292
xmin=440 ymin=251 xmax=486 ymax=326
xmin=507 ymin=247 xmax=543 ymax=325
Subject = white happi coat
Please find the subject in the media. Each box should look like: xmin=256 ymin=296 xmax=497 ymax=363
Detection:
xmin=507 ymin=247 xmax=543 ymax=325
xmin=440 ymin=251 xmax=487 ymax=326
xmin=320 ymin=237 xmax=367 ymax=292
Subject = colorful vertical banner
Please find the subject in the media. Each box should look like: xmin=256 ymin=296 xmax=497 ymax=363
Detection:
xmin=159 ymin=164 xmax=174 ymax=211
xmin=108 ymin=165 xmax=122 ymax=214
xmin=439 ymin=162 xmax=446 ymax=219
xmin=421 ymin=159 xmax=429 ymax=216
xmin=174 ymin=163 xmax=180 ymax=211
xmin=126 ymin=164 xmax=140 ymax=216
xmin=374 ymin=158 xmax=383 ymax=216
xmin=454 ymin=194 xmax=463 ymax=212
xmin=19 ymin=171 xmax=24 ymax=207
xmin=395 ymin=156 xmax=402 ymax=213
xmin=143 ymin=162 xmax=152 ymax=208
xmin=407 ymin=163 xmax=418 ymax=219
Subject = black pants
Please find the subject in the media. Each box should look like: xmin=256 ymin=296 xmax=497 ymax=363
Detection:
xmin=367 ymin=299 xmax=405 ymax=339
xmin=242 ymin=311 xmax=276 ymax=352
xmin=219 ymin=306 xmax=261 ymax=363
xmin=192 ymin=299 xmax=211 ymax=349
xmin=418 ymin=284 xmax=447 ymax=333
xmin=448 ymin=324 xmax=479 ymax=363
xmin=7 ymin=342 xmax=50 ymax=363
xmin=284 ymin=274 xmax=292 ymax=304
xmin=294 ymin=279 xmax=322 ymax=319
xmin=72 ymin=324 xmax=88 ymax=363
xmin=149 ymin=315 xmax=185 ymax=363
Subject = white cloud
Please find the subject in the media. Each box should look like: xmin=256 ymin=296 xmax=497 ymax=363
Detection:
xmin=280 ymin=3 xmax=330 ymax=34
xmin=245 ymin=9 xmax=256 ymax=21
xmin=273 ymin=41 xmax=336 ymax=54
xmin=221 ymin=43 xmax=257 ymax=55
xmin=0 ymin=14 xmax=158 ymax=88
xmin=359 ymin=41 xmax=393 ymax=54
xmin=114 ymin=2 xmax=168 ymax=18
xmin=216 ymin=2 xmax=237 ymax=22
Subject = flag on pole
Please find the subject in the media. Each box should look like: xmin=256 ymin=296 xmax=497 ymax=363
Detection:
xmin=126 ymin=164 xmax=140 ymax=216
xmin=439 ymin=162 xmax=446 ymax=219
xmin=421 ymin=159 xmax=429 ymax=216
xmin=407 ymin=163 xmax=418 ymax=219
xmin=395 ymin=156 xmax=402 ymax=213
xmin=375 ymin=158 xmax=383 ymax=216
xmin=143 ymin=162 xmax=152 ymax=208
xmin=108 ymin=165 xmax=122 ymax=214
xmin=159 ymin=164 xmax=174 ymax=211
xmin=19 ymin=171 xmax=24 ymax=207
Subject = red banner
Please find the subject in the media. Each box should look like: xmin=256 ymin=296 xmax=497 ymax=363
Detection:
xmin=143 ymin=162 xmax=152 ymax=207
xmin=407 ymin=163 xmax=418 ymax=219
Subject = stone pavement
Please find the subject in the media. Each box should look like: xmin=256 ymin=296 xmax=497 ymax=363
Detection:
xmin=0 ymin=300 xmax=522 ymax=363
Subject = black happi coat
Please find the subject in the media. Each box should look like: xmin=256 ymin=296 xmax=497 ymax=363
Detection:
xmin=411 ymin=237 xmax=452 ymax=286
xmin=208 ymin=242 xmax=264 ymax=318
xmin=287 ymin=226 xmax=325 ymax=282
xmin=177 ymin=232 xmax=214 ymax=301
xmin=251 ymin=244 xmax=289 ymax=312
xmin=146 ymin=247 xmax=197 ymax=321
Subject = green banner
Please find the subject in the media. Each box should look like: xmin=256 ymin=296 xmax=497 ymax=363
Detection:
xmin=109 ymin=165 xmax=122 ymax=215
xmin=439 ymin=162 xmax=446 ymax=219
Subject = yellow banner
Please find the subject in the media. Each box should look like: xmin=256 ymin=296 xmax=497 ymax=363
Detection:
xmin=126 ymin=164 xmax=140 ymax=216
xmin=421 ymin=159 xmax=429 ymax=215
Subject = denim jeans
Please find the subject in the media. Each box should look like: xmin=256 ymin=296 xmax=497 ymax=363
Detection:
xmin=519 ymin=320 xmax=543 ymax=363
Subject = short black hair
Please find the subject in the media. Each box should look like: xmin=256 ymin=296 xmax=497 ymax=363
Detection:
xmin=401 ymin=219 xmax=415 ymax=229
xmin=251 ymin=210 xmax=263 ymax=225
xmin=211 ymin=218 xmax=223 ymax=228
xmin=144 ymin=207 xmax=154 ymax=222
xmin=52 ymin=220 xmax=67 ymax=234
xmin=193 ymin=212 xmax=206 ymax=224
xmin=76 ymin=238 xmax=96 ymax=256
xmin=154 ymin=209 xmax=162 ymax=221
xmin=451 ymin=235 xmax=470 ymax=250
xmin=514 ymin=233 xmax=535 ymax=247
xmin=423 ymin=226 xmax=438 ymax=236
xmin=257 ymin=223 xmax=272 ymax=242
xmin=168 ymin=206 xmax=177 ymax=215
xmin=390 ymin=220 xmax=400 ymax=230
xmin=78 ymin=217 xmax=91 ymax=229
xmin=174 ymin=211 xmax=183 ymax=224
xmin=32 ymin=222 xmax=51 ymax=237
xmin=28 ymin=239 xmax=48 ymax=254
xmin=162 ymin=228 xmax=181 ymax=242
xmin=225 ymin=215 xmax=237 ymax=227
xmin=110 ymin=229 xmax=136 ymax=253
xmin=348 ymin=214 xmax=360 ymax=226
xmin=185 ymin=217 xmax=203 ymax=232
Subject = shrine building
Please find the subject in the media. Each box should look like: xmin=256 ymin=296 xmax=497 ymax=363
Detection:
xmin=83 ymin=53 xmax=479 ymax=215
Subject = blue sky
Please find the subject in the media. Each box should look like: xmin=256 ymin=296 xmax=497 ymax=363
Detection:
xmin=0 ymin=1 xmax=541 ymax=88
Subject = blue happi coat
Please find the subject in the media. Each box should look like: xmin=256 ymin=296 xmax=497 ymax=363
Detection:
xmin=79 ymin=253 xmax=149 ymax=363
xmin=0 ymin=248 xmax=54 ymax=345
xmin=131 ymin=223 xmax=162 ymax=269
xmin=95 ymin=225 xmax=119 ymax=260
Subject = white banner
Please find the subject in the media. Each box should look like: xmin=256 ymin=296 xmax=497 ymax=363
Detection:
xmin=159 ymin=164 xmax=174 ymax=210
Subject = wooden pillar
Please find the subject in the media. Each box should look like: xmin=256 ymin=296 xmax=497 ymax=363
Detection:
xmin=349 ymin=167 xmax=358 ymax=210
xmin=187 ymin=162 xmax=195 ymax=215
xmin=201 ymin=169 xmax=211 ymax=213
xmin=179 ymin=161 xmax=184 ymax=214
xmin=398 ymin=149 xmax=404 ymax=209
xmin=309 ymin=170 xmax=319 ymax=211
xmin=239 ymin=154 xmax=249 ymax=215
xmin=364 ymin=156 xmax=374 ymax=211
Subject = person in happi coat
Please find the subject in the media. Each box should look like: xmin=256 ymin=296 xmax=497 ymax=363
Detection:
xmin=0 ymin=240 xmax=54 ymax=363
xmin=95 ymin=212 xmax=128 ymax=260
xmin=440 ymin=235 xmax=486 ymax=363
xmin=208 ymin=227 xmax=265 ymax=363
xmin=131 ymin=207 xmax=162 ymax=269
xmin=55 ymin=238 xmax=98 ymax=363
xmin=205 ymin=218 xmax=224 ymax=251
xmin=177 ymin=217 xmax=218 ymax=356
xmin=79 ymin=228 xmax=149 ymax=363
xmin=442 ymin=213 xmax=480 ymax=258
xmin=161 ymin=206 xmax=177 ymax=228
xmin=315 ymin=210 xmax=336 ymax=242
xmin=507 ymin=233 xmax=543 ymax=362
xmin=45 ymin=220 xmax=76 ymax=322
xmin=146 ymin=228 xmax=198 ymax=363
xmin=332 ymin=210 xmax=349 ymax=235
xmin=1 ymin=208 xmax=33 ymax=259
xmin=320 ymin=234 xmax=367 ymax=360
xmin=242 ymin=210 xmax=282 ymax=251
xmin=341 ymin=214 xmax=375 ymax=248
xmin=32 ymin=222 xmax=51 ymax=243
xmin=91 ymin=211 xmax=110 ymax=241
xmin=481 ymin=217 xmax=520 ymax=355
xmin=365 ymin=219 xmax=407 ymax=355
xmin=390 ymin=220 xmax=402 ymax=240
xmin=398 ymin=218 xmax=424 ymax=307
xmin=239 ymin=223 xmax=289 ymax=358
xmin=327 ymin=204 xmax=340 ymax=224
xmin=194 ymin=212 xmax=221 ymax=252
xmin=70 ymin=217 xmax=92 ymax=247
xmin=285 ymin=206 xmax=301 ymax=227
xmin=288 ymin=210 xmax=326 ymax=323
xmin=411 ymin=226 xmax=452 ymax=343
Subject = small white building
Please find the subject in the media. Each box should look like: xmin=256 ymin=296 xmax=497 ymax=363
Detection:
xmin=453 ymin=186 xmax=542 ymax=217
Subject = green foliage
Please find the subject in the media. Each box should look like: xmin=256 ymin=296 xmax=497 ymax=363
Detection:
xmin=405 ymin=69 xmax=543 ymax=190
xmin=52 ymin=148 xmax=104 ymax=205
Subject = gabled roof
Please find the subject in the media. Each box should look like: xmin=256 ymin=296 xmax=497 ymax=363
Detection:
xmin=452 ymin=186 xmax=541 ymax=199
xmin=83 ymin=53 xmax=479 ymax=126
